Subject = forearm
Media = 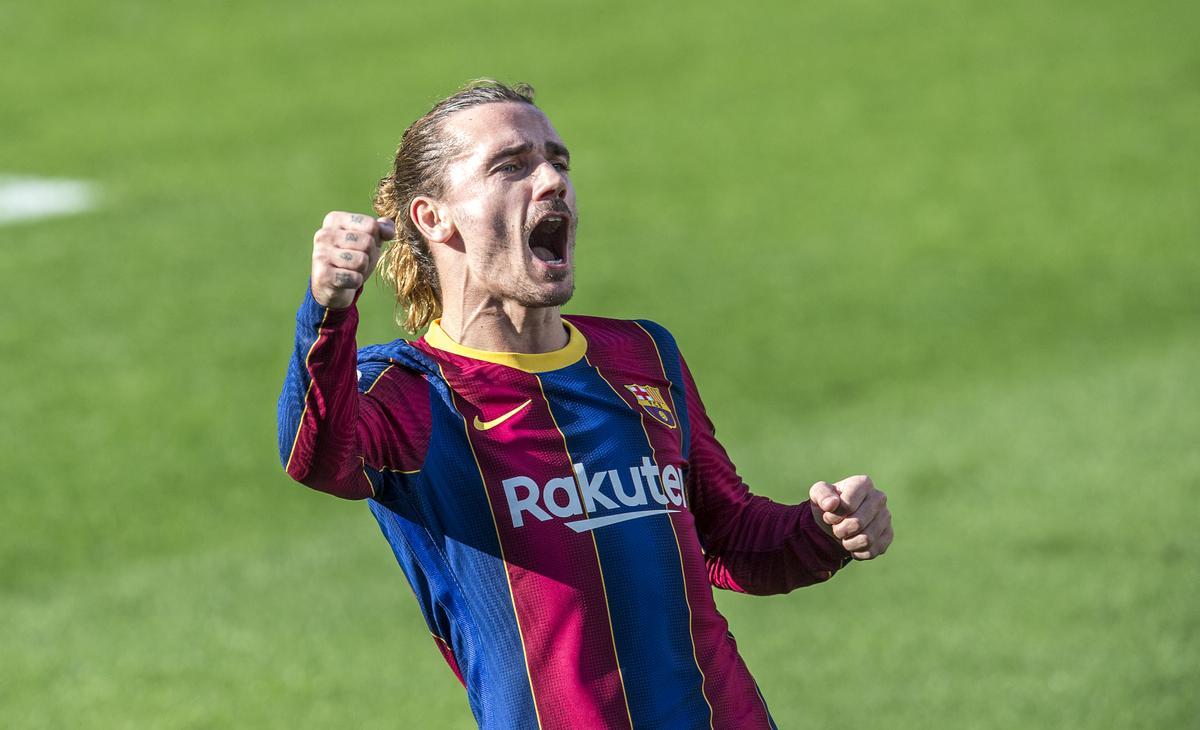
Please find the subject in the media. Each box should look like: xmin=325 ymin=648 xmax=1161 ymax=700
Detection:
xmin=277 ymin=286 xmax=374 ymax=499
xmin=703 ymin=495 xmax=851 ymax=595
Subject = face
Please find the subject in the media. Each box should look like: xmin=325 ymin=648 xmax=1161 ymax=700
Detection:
xmin=435 ymin=102 xmax=577 ymax=309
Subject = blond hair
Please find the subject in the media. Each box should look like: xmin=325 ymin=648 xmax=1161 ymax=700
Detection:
xmin=373 ymin=79 xmax=537 ymax=332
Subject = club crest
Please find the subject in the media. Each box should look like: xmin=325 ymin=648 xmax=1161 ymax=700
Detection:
xmin=624 ymin=384 xmax=677 ymax=429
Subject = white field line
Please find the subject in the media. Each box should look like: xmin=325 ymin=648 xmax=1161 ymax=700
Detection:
xmin=0 ymin=175 xmax=96 ymax=225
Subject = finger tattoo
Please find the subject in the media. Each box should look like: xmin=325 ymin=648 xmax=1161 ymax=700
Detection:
xmin=334 ymin=272 xmax=354 ymax=287
xmin=350 ymin=215 xmax=364 ymax=224
xmin=346 ymin=233 xmax=359 ymax=242
xmin=340 ymin=252 xmax=353 ymax=261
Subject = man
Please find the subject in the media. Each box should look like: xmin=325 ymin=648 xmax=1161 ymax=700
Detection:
xmin=278 ymin=80 xmax=892 ymax=729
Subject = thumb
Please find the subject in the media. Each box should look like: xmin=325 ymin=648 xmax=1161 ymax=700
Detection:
xmin=809 ymin=481 xmax=843 ymax=515
xmin=376 ymin=217 xmax=397 ymax=241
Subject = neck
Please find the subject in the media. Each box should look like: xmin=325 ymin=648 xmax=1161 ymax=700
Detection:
xmin=438 ymin=298 xmax=568 ymax=354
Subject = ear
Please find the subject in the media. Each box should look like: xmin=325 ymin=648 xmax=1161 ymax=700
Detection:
xmin=410 ymin=196 xmax=455 ymax=244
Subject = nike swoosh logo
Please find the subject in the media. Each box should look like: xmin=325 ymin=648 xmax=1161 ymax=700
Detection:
xmin=472 ymin=399 xmax=532 ymax=431
xmin=566 ymin=509 xmax=679 ymax=533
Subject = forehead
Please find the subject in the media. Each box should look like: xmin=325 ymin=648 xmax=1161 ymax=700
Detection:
xmin=441 ymin=102 xmax=564 ymax=164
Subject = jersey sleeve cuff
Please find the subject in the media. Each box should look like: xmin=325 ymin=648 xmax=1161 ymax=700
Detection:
xmin=297 ymin=281 xmax=361 ymax=328
xmin=801 ymin=501 xmax=854 ymax=568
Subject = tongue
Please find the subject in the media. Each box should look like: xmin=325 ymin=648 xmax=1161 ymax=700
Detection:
xmin=531 ymin=245 xmax=558 ymax=262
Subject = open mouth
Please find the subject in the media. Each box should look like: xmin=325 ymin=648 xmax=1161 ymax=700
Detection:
xmin=527 ymin=213 xmax=569 ymax=265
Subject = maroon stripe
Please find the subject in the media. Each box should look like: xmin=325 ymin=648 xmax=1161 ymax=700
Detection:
xmin=358 ymin=365 xmax=432 ymax=473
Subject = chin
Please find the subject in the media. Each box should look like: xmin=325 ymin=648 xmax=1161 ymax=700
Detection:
xmin=516 ymin=280 xmax=574 ymax=308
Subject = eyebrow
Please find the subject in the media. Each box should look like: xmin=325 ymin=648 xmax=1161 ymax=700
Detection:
xmin=485 ymin=141 xmax=571 ymax=169
xmin=546 ymin=141 xmax=571 ymax=162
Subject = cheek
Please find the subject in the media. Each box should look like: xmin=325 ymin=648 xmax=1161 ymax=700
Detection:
xmin=490 ymin=209 xmax=508 ymax=241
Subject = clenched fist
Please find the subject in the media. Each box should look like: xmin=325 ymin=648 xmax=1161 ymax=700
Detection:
xmin=810 ymin=475 xmax=892 ymax=560
xmin=311 ymin=211 xmax=396 ymax=309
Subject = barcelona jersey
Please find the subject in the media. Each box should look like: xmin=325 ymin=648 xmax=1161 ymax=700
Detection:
xmin=278 ymin=288 xmax=850 ymax=729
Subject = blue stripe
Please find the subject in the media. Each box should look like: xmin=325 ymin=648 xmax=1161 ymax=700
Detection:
xmin=635 ymin=320 xmax=691 ymax=460
xmin=360 ymin=343 xmax=539 ymax=730
xmin=276 ymin=285 xmax=331 ymax=466
xmin=539 ymin=361 xmax=709 ymax=728
xmin=636 ymin=322 xmax=779 ymax=727
xmin=367 ymin=481 xmax=456 ymax=643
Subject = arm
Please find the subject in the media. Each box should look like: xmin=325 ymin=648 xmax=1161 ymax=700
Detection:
xmin=682 ymin=357 xmax=853 ymax=595
xmin=278 ymin=290 xmax=389 ymax=498
xmin=276 ymin=212 xmax=399 ymax=499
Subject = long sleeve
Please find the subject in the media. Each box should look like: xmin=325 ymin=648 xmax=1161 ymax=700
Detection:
xmin=681 ymin=357 xmax=851 ymax=595
xmin=276 ymin=286 xmax=422 ymax=499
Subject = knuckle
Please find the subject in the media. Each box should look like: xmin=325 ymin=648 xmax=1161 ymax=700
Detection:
xmin=347 ymin=231 xmax=377 ymax=251
xmin=345 ymin=212 xmax=372 ymax=231
xmin=322 ymin=211 xmax=344 ymax=228
xmin=847 ymin=474 xmax=871 ymax=491
xmin=332 ymin=270 xmax=360 ymax=289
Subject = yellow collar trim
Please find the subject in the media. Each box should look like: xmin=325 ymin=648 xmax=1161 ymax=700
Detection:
xmin=423 ymin=319 xmax=588 ymax=373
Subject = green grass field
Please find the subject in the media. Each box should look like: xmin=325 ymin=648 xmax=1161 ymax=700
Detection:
xmin=2 ymin=0 xmax=1197 ymax=727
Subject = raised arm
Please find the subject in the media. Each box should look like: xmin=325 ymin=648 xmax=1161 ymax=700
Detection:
xmin=681 ymin=358 xmax=892 ymax=595
xmin=276 ymin=212 xmax=398 ymax=499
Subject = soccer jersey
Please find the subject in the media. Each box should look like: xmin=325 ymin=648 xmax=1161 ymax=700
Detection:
xmin=278 ymin=288 xmax=850 ymax=729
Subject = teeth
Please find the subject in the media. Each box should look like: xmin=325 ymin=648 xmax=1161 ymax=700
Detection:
xmin=529 ymin=214 xmax=568 ymax=265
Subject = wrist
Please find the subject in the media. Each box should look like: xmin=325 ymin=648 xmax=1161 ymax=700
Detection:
xmin=807 ymin=499 xmax=844 ymax=548
xmin=300 ymin=282 xmax=359 ymax=326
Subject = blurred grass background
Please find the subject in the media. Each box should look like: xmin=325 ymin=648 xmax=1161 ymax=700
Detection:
xmin=2 ymin=0 xmax=1197 ymax=727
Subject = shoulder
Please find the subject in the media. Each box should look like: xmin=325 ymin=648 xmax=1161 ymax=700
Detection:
xmin=565 ymin=314 xmax=679 ymax=349
xmin=355 ymin=338 xmax=439 ymax=395
xmin=565 ymin=314 xmax=685 ymax=376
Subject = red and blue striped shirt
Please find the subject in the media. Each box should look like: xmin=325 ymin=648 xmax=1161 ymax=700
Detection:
xmin=278 ymin=288 xmax=850 ymax=729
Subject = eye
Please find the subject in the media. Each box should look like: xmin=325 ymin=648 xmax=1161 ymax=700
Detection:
xmin=552 ymin=161 xmax=570 ymax=172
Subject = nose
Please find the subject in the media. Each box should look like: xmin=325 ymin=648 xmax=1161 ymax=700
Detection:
xmin=532 ymin=160 xmax=568 ymax=202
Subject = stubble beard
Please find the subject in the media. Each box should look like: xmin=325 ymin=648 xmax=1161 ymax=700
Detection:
xmin=489 ymin=206 xmax=578 ymax=309
xmin=508 ymin=245 xmax=575 ymax=308
xmin=521 ymin=276 xmax=574 ymax=308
